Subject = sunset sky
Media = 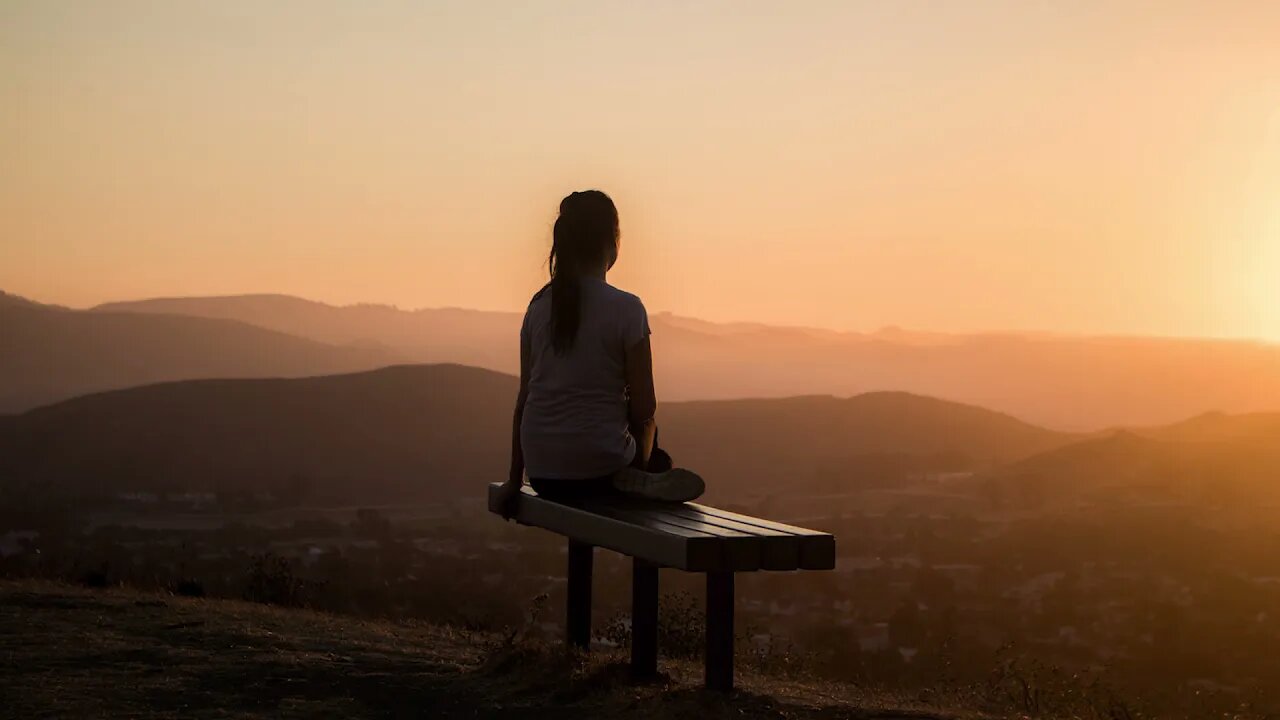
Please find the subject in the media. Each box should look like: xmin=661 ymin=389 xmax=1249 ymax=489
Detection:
xmin=2 ymin=1 xmax=1277 ymax=340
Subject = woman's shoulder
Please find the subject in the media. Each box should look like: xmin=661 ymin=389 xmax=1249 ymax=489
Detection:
xmin=521 ymin=285 xmax=551 ymax=335
xmin=527 ymin=283 xmax=551 ymax=307
xmin=597 ymin=280 xmax=645 ymax=309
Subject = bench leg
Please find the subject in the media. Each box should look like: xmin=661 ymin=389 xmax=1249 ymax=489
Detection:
xmin=631 ymin=559 xmax=658 ymax=679
xmin=566 ymin=540 xmax=593 ymax=650
xmin=705 ymin=571 xmax=734 ymax=691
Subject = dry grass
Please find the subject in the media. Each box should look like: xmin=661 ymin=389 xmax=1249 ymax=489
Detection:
xmin=0 ymin=579 xmax=979 ymax=719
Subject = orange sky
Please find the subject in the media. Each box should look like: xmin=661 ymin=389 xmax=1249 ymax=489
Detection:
xmin=2 ymin=1 xmax=1278 ymax=340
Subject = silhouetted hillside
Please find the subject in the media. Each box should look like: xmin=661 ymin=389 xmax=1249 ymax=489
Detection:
xmin=1141 ymin=411 xmax=1280 ymax=445
xmin=0 ymin=302 xmax=400 ymax=412
xmin=95 ymin=294 xmax=517 ymax=371
xmin=96 ymin=293 xmax=1280 ymax=428
xmin=0 ymin=365 xmax=1074 ymax=504
xmin=980 ymin=427 xmax=1280 ymax=505
xmin=0 ymin=364 xmax=514 ymax=503
xmin=661 ymin=392 xmax=1073 ymax=491
xmin=0 ymin=290 xmax=63 ymax=310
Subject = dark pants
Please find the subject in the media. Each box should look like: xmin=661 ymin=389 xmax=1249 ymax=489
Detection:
xmin=530 ymin=426 xmax=672 ymax=501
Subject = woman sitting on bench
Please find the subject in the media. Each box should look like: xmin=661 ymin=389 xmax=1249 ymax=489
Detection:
xmin=496 ymin=189 xmax=704 ymax=518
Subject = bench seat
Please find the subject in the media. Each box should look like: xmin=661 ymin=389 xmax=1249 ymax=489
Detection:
xmin=488 ymin=484 xmax=834 ymax=572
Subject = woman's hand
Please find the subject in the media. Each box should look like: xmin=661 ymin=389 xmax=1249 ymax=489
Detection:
xmin=495 ymin=479 xmax=523 ymax=520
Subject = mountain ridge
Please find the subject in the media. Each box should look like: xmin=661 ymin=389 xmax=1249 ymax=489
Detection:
xmin=0 ymin=299 xmax=403 ymax=413
xmin=0 ymin=364 xmax=1077 ymax=504
xmin=82 ymin=292 xmax=1280 ymax=429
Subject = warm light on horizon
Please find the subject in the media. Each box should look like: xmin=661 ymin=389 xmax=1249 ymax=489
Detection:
xmin=2 ymin=0 xmax=1279 ymax=340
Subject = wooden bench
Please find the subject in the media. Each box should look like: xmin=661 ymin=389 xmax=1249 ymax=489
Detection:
xmin=487 ymin=483 xmax=836 ymax=691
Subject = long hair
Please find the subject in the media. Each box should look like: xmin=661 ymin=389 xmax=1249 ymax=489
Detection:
xmin=548 ymin=190 xmax=620 ymax=354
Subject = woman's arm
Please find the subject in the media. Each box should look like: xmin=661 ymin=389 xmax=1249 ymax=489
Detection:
xmin=508 ymin=331 xmax=531 ymax=485
xmin=498 ymin=328 xmax=531 ymax=518
xmin=508 ymin=390 xmax=528 ymax=487
xmin=624 ymin=335 xmax=658 ymax=468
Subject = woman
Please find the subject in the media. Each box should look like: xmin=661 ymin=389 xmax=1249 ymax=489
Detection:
xmin=496 ymin=190 xmax=704 ymax=518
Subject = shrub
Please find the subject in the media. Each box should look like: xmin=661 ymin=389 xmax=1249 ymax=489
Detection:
xmin=602 ymin=591 xmax=705 ymax=659
xmin=244 ymin=553 xmax=305 ymax=607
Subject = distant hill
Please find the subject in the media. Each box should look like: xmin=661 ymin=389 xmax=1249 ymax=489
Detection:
xmin=980 ymin=425 xmax=1280 ymax=506
xmin=660 ymin=392 xmax=1073 ymax=493
xmin=94 ymin=294 xmax=517 ymax=371
xmin=1138 ymin=411 xmax=1280 ymax=445
xmin=0 ymin=365 xmax=1074 ymax=504
xmin=0 ymin=364 xmax=514 ymax=503
xmin=0 ymin=301 xmax=400 ymax=412
xmin=0 ymin=290 xmax=64 ymax=310
xmin=94 ymin=293 xmax=1280 ymax=429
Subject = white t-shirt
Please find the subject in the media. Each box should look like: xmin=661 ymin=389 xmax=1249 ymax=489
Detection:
xmin=519 ymin=278 xmax=651 ymax=480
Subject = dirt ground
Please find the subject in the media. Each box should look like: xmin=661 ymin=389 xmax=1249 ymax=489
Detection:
xmin=0 ymin=580 xmax=969 ymax=720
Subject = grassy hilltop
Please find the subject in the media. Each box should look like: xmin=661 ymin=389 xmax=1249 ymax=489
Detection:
xmin=0 ymin=580 xmax=969 ymax=720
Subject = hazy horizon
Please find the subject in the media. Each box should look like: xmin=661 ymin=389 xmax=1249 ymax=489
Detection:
xmin=4 ymin=1 xmax=1278 ymax=341
xmin=9 ymin=286 xmax=1280 ymax=346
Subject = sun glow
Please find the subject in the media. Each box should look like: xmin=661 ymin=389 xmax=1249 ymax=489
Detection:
xmin=1236 ymin=144 xmax=1280 ymax=342
xmin=1246 ymin=222 xmax=1280 ymax=342
xmin=4 ymin=1 xmax=1280 ymax=341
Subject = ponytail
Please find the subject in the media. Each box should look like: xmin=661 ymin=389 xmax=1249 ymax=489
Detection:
xmin=549 ymin=214 xmax=583 ymax=354
xmin=548 ymin=190 xmax=619 ymax=354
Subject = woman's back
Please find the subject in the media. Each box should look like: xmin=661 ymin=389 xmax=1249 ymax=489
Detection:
xmin=519 ymin=278 xmax=650 ymax=480
xmin=496 ymin=189 xmax=702 ymax=517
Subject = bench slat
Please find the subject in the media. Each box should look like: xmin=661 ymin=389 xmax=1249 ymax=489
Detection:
xmin=492 ymin=485 xmax=724 ymax=570
xmin=593 ymin=496 xmax=793 ymax=537
xmin=582 ymin=504 xmax=764 ymax=571
xmin=577 ymin=503 xmax=723 ymax=539
xmin=591 ymin=500 xmax=803 ymax=570
xmin=597 ymin=506 xmax=755 ymax=538
xmin=663 ymin=507 xmax=793 ymax=536
xmin=687 ymin=503 xmax=828 ymax=536
xmin=660 ymin=508 xmax=802 ymax=570
xmin=686 ymin=503 xmax=836 ymax=569
xmin=493 ymin=485 xmax=699 ymax=569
